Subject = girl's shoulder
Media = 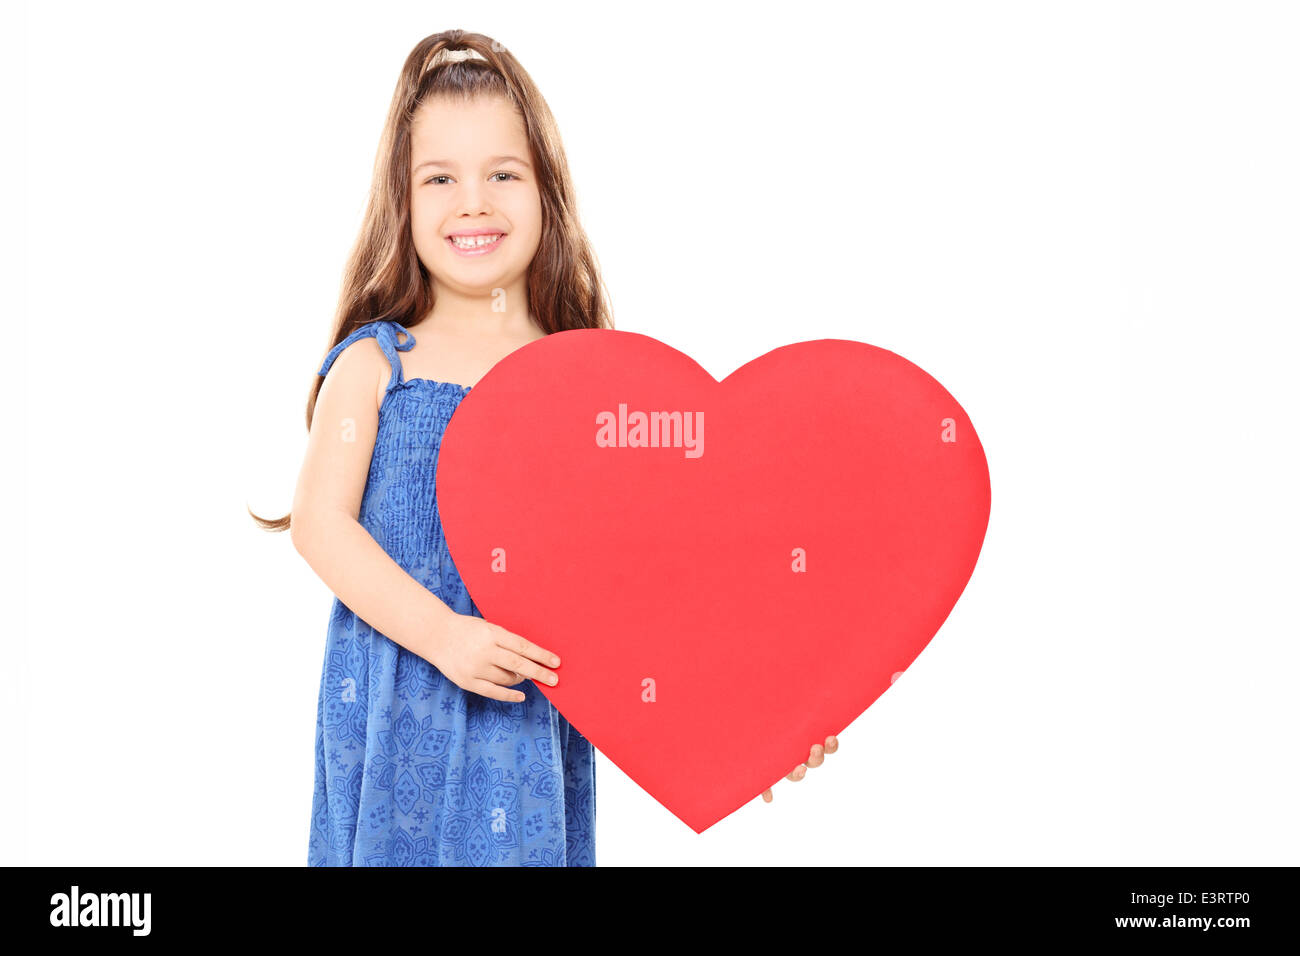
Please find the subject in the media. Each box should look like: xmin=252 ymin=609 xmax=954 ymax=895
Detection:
xmin=318 ymin=320 xmax=411 ymax=378
xmin=318 ymin=320 xmax=415 ymax=401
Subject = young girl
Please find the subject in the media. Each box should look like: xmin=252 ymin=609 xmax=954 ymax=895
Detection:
xmin=252 ymin=29 xmax=836 ymax=866
xmin=250 ymin=31 xmax=612 ymax=866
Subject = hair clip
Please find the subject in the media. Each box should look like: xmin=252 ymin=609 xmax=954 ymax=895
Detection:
xmin=428 ymin=47 xmax=487 ymax=70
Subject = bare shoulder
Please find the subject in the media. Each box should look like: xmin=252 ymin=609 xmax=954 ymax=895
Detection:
xmin=317 ymin=333 xmax=388 ymax=414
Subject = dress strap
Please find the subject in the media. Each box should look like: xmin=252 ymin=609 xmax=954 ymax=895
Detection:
xmin=317 ymin=320 xmax=416 ymax=392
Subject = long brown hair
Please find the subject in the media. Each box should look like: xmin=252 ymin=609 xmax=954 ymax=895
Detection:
xmin=250 ymin=29 xmax=614 ymax=532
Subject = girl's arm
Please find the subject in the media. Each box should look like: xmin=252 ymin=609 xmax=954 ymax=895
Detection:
xmin=290 ymin=337 xmax=454 ymax=664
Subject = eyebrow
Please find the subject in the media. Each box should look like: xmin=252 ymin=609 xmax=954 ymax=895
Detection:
xmin=413 ymin=155 xmax=532 ymax=173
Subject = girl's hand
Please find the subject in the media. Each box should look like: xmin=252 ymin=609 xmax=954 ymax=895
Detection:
xmin=761 ymin=735 xmax=839 ymax=802
xmin=432 ymin=612 xmax=561 ymax=703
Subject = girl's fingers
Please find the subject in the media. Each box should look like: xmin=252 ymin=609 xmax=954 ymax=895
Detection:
xmin=483 ymin=664 xmax=525 ymax=686
xmin=470 ymin=677 xmax=527 ymax=703
xmin=764 ymin=737 xmax=837 ymax=800
xmin=499 ymin=628 xmax=562 ymax=670
xmin=493 ymin=646 xmax=559 ymax=687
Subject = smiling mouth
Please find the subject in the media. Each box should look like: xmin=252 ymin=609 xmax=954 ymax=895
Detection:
xmin=447 ymin=233 xmax=504 ymax=253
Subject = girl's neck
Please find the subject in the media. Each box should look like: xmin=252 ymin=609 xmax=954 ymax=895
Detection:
xmin=419 ymin=289 xmax=539 ymax=340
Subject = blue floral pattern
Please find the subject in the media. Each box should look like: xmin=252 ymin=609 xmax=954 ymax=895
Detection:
xmin=307 ymin=320 xmax=596 ymax=866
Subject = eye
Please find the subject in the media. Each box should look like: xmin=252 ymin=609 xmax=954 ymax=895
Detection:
xmin=421 ymin=172 xmax=518 ymax=185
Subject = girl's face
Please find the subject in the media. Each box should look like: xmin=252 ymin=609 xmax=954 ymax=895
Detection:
xmin=408 ymin=94 xmax=542 ymax=300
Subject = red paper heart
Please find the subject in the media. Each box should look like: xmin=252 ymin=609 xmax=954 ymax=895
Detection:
xmin=437 ymin=330 xmax=990 ymax=833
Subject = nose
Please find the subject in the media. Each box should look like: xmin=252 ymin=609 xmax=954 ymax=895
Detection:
xmin=454 ymin=180 xmax=493 ymax=218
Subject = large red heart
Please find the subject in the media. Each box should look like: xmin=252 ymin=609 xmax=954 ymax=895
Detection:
xmin=437 ymin=330 xmax=990 ymax=833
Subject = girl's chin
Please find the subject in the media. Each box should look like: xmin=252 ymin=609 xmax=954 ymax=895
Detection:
xmin=429 ymin=268 xmax=519 ymax=296
xmin=440 ymin=250 xmax=514 ymax=274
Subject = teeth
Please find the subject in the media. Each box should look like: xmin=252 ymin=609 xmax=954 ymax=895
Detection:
xmin=450 ymin=234 xmax=502 ymax=248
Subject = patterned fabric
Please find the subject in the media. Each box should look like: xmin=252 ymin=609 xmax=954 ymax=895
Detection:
xmin=307 ymin=319 xmax=596 ymax=866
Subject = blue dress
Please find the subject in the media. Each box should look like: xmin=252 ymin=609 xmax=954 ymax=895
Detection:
xmin=307 ymin=319 xmax=596 ymax=866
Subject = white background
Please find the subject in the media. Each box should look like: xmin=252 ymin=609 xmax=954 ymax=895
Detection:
xmin=6 ymin=0 xmax=1298 ymax=865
